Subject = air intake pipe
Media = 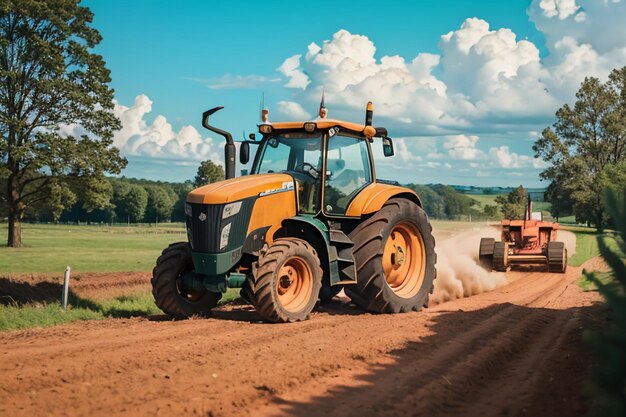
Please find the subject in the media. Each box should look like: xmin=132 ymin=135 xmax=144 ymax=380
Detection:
xmin=202 ymin=107 xmax=236 ymax=180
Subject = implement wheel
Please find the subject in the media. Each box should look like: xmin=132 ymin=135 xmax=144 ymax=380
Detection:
xmin=345 ymin=198 xmax=436 ymax=314
xmin=493 ymin=241 xmax=508 ymax=272
xmin=244 ymin=238 xmax=322 ymax=323
xmin=479 ymin=238 xmax=495 ymax=271
xmin=152 ymin=242 xmax=221 ymax=319
xmin=547 ymin=241 xmax=567 ymax=273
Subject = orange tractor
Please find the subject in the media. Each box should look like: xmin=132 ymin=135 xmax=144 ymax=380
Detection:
xmin=151 ymin=99 xmax=437 ymax=323
xmin=479 ymin=196 xmax=567 ymax=273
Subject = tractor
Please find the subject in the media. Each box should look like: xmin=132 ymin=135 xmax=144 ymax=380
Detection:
xmin=151 ymin=100 xmax=437 ymax=322
xmin=479 ymin=196 xmax=567 ymax=273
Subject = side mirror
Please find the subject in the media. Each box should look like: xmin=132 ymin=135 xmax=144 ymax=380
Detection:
xmin=382 ymin=137 xmax=394 ymax=157
xmin=240 ymin=142 xmax=250 ymax=164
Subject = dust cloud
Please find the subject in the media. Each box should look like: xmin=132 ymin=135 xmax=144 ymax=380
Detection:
xmin=430 ymin=226 xmax=505 ymax=305
xmin=429 ymin=226 xmax=577 ymax=306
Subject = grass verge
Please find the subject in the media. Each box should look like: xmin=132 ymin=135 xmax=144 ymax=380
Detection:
xmin=577 ymin=271 xmax=614 ymax=291
xmin=0 ymin=288 xmax=242 ymax=332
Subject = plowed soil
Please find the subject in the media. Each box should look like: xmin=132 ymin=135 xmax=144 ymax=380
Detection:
xmin=0 ymin=258 xmax=607 ymax=417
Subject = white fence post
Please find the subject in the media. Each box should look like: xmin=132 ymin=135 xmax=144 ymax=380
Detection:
xmin=62 ymin=266 xmax=71 ymax=309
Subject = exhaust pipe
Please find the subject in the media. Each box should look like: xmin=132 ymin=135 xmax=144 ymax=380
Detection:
xmin=202 ymin=107 xmax=236 ymax=180
xmin=365 ymin=102 xmax=373 ymax=126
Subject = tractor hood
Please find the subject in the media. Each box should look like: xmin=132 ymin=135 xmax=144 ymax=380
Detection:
xmin=187 ymin=173 xmax=295 ymax=205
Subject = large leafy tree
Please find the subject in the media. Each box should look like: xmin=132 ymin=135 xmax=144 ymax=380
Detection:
xmin=494 ymin=185 xmax=527 ymax=220
xmin=533 ymin=67 xmax=626 ymax=229
xmin=0 ymin=0 xmax=126 ymax=246
xmin=193 ymin=160 xmax=224 ymax=187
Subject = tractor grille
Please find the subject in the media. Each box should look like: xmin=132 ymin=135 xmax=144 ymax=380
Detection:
xmin=185 ymin=198 xmax=254 ymax=253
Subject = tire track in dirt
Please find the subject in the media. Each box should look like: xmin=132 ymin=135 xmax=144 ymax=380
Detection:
xmin=0 ymin=262 xmax=606 ymax=417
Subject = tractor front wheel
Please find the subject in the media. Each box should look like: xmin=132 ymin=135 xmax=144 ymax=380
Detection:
xmin=244 ymin=238 xmax=322 ymax=323
xmin=345 ymin=198 xmax=436 ymax=314
xmin=152 ymin=242 xmax=222 ymax=319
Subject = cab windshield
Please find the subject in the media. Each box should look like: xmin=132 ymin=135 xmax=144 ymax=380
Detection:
xmin=256 ymin=132 xmax=323 ymax=175
xmin=255 ymin=133 xmax=323 ymax=214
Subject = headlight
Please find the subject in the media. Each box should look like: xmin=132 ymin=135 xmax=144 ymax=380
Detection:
xmin=259 ymin=124 xmax=272 ymax=134
xmin=303 ymin=122 xmax=316 ymax=132
xmin=220 ymin=223 xmax=231 ymax=250
xmin=222 ymin=201 xmax=242 ymax=219
xmin=184 ymin=203 xmax=192 ymax=217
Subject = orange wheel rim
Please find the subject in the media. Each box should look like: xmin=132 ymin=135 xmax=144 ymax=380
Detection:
xmin=276 ymin=256 xmax=313 ymax=313
xmin=382 ymin=221 xmax=426 ymax=299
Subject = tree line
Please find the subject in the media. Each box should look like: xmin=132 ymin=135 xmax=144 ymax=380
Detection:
xmin=11 ymin=175 xmax=487 ymax=225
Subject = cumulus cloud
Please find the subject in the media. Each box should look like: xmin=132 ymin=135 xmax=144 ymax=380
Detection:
xmin=277 ymin=101 xmax=312 ymax=120
xmin=278 ymin=54 xmax=310 ymax=89
xmin=443 ymin=135 xmax=485 ymax=160
xmin=113 ymin=95 xmax=223 ymax=163
xmin=538 ymin=0 xmax=581 ymax=19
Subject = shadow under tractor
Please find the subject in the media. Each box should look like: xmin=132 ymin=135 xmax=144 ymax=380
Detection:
xmin=152 ymin=100 xmax=437 ymax=323
xmin=479 ymin=197 xmax=567 ymax=273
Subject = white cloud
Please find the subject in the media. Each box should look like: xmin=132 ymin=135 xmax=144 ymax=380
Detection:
xmin=112 ymin=95 xmax=223 ymax=163
xmin=277 ymin=101 xmax=312 ymax=120
xmin=195 ymin=74 xmax=279 ymax=90
xmin=278 ymin=54 xmax=310 ymax=89
xmin=443 ymin=135 xmax=485 ymax=160
xmin=488 ymin=145 xmax=547 ymax=169
xmin=539 ymin=0 xmax=581 ymax=19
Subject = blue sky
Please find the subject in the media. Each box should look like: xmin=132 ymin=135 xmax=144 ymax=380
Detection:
xmin=82 ymin=0 xmax=626 ymax=187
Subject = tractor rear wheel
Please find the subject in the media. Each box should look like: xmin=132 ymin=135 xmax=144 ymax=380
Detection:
xmin=493 ymin=241 xmax=508 ymax=272
xmin=152 ymin=242 xmax=221 ymax=319
xmin=479 ymin=238 xmax=495 ymax=271
xmin=244 ymin=238 xmax=322 ymax=323
xmin=345 ymin=198 xmax=436 ymax=314
xmin=547 ymin=241 xmax=567 ymax=273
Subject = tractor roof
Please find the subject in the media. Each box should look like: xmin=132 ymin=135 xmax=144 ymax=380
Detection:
xmin=260 ymin=119 xmax=378 ymax=139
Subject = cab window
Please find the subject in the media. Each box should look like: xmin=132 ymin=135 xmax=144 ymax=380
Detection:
xmin=324 ymin=135 xmax=372 ymax=215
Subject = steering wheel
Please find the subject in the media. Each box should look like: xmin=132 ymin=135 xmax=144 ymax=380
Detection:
xmin=293 ymin=162 xmax=319 ymax=179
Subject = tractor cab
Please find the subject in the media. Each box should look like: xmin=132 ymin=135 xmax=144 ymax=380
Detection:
xmin=247 ymin=116 xmax=384 ymax=218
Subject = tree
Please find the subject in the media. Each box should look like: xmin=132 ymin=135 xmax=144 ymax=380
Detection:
xmin=483 ymin=204 xmax=499 ymax=219
xmin=0 ymin=1 xmax=126 ymax=246
xmin=112 ymin=181 xmax=148 ymax=224
xmin=193 ymin=160 xmax=224 ymax=187
xmin=533 ymin=66 xmax=626 ymax=229
xmin=495 ymin=186 xmax=527 ymax=220
xmin=144 ymin=185 xmax=174 ymax=224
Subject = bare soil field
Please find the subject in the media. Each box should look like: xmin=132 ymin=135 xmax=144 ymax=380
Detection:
xmin=0 ymin=253 xmax=607 ymax=417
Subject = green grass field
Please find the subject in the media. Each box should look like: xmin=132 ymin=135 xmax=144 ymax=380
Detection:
xmin=0 ymin=223 xmax=187 ymax=274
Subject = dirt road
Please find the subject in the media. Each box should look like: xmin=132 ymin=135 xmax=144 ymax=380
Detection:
xmin=0 ymin=256 xmax=606 ymax=417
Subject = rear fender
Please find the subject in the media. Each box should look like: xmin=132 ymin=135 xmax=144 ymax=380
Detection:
xmin=346 ymin=183 xmax=422 ymax=217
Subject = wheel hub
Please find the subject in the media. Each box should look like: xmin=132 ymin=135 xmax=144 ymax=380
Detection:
xmin=394 ymin=246 xmax=405 ymax=267
xmin=381 ymin=222 xmax=426 ymax=299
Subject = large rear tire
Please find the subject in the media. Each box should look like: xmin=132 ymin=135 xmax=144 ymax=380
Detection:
xmin=479 ymin=238 xmax=495 ymax=271
xmin=493 ymin=241 xmax=508 ymax=272
xmin=244 ymin=238 xmax=322 ymax=323
xmin=547 ymin=241 xmax=567 ymax=273
xmin=152 ymin=242 xmax=222 ymax=319
xmin=345 ymin=199 xmax=436 ymax=314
